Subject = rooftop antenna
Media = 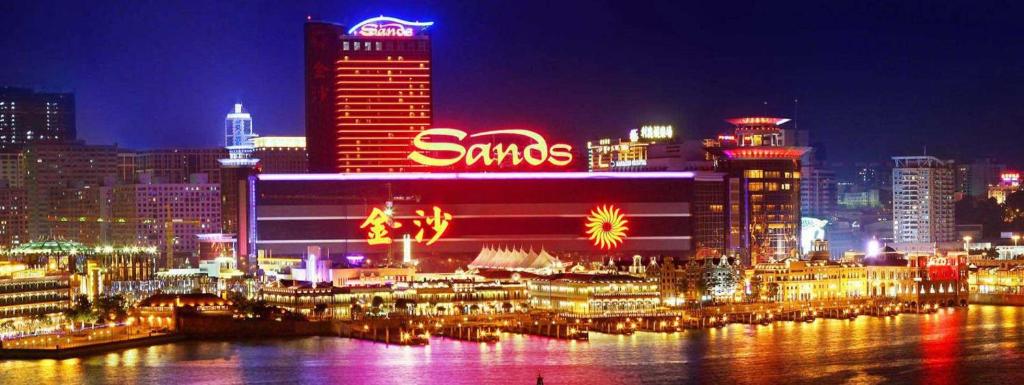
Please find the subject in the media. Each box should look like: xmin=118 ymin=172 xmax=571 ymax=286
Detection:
xmin=793 ymin=98 xmax=799 ymax=130
xmin=762 ymin=101 xmax=768 ymax=115
xmin=923 ymin=145 xmax=928 ymax=156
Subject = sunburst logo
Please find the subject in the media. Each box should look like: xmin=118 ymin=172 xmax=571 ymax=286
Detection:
xmin=585 ymin=205 xmax=629 ymax=249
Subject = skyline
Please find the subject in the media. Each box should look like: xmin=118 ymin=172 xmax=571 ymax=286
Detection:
xmin=2 ymin=1 xmax=1022 ymax=165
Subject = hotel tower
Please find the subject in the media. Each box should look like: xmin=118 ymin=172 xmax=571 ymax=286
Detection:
xmin=305 ymin=16 xmax=434 ymax=173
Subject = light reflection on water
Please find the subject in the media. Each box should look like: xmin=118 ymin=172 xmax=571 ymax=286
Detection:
xmin=3 ymin=305 xmax=1024 ymax=385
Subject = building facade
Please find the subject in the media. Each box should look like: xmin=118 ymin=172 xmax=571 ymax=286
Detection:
xmin=706 ymin=117 xmax=809 ymax=265
xmin=305 ymin=17 xmax=434 ymax=172
xmin=111 ymin=183 xmax=222 ymax=268
xmin=253 ymin=136 xmax=308 ymax=174
xmin=134 ymin=148 xmax=226 ymax=184
xmin=892 ymin=156 xmax=955 ymax=244
xmin=21 ymin=141 xmax=120 ymax=240
xmin=0 ymin=87 xmax=75 ymax=151
xmin=247 ymin=172 xmax=726 ymax=264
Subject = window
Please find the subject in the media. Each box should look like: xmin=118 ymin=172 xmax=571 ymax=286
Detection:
xmin=343 ymin=41 xmax=350 ymax=51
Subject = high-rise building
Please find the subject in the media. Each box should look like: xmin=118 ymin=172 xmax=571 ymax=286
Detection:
xmin=225 ymin=103 xmax=257 ymax=160
xmin=135 ymin=148 xmax=227 ymax=184
xmin=51 ymin=185 xmax=112 ymax=244
xmin=800 ymin=166 xmax=837 ymax=219
xmin=0 ymin=151 xmax=24 ymax=188
xmin=21 ymin=141 xmax=119 ymax=240
xmin=954 ymin=158 xmax=1004 ymax=199
xmin=305 ymin=16 xmax=434 ymax=173
xmin=117 ymin=151 xmax=136 ymax=184
xmin=111 ymin=182 xmax=221 ymax=268
xmin=706 ymin=117 xmax=809 ymax=265
xmin=252 ymin=136 xmax=308 ymax=173
xmin=892 ymin=156 xmax=955 ymax=245
xmin=0 ymin=185 xmax=28 ymax=247
xmin=0 ymin=87 xmax=76 ymax=150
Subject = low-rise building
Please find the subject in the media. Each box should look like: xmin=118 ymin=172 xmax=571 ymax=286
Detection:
xmin=527 ymin=273 xmax=660 ymax=317
xmin=0 ymin=266 xmax=70 ymax=325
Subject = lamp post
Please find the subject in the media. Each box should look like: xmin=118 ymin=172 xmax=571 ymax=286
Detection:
xmin=963 ymin=236 xmax=972 ymax=252
xmin=1013 ymin=234 xmax=1020 ymax=247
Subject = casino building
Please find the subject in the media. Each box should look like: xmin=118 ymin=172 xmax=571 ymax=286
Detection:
xmin=305 ymin=16 xmax=434 ymax=173
xmin=241 ymin=172 xmax=727 ymax=266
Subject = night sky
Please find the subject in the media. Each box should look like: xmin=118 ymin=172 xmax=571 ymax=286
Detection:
xmin=1 ymin=1 xmax=1021 ymax=165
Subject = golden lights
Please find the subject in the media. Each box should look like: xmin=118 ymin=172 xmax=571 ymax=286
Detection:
xmin=585 ymin=205 xmax=629 ymax=249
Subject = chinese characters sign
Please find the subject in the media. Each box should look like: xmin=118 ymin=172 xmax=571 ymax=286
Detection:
xmin=359 ymin=205 xmax=452 ymax=246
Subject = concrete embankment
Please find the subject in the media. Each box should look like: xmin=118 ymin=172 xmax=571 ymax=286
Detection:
xmin=0 ymin=333 xmax=184 ymax=359
xmin=970 ymin=293 xmax=1024 ymax=306
xmin=177 ymin=315 xmax=335 ymax=338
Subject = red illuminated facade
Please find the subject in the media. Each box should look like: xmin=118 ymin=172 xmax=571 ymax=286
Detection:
xmin=305 ymin=18 xmax=433 ymax=173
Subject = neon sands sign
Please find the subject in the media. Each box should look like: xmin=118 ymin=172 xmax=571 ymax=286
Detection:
xmin=359 ymin=205 xmax=452 ymax=246
xmin=348 ymin=16 xmax=434 ymax=37
xmin=408 ymin=128 xmax=574 ymax=168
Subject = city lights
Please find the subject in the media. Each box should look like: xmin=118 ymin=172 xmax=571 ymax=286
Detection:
xmin=0 ymin=4 xmax=1019 ymax=384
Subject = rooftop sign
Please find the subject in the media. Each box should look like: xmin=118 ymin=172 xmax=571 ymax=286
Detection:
xmin=348 ymin=16 xmax=434 ymax=37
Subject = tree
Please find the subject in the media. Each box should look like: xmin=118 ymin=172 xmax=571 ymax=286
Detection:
xmin=502 ymin=302 xmax=514 ymax=313
xmin=350 ymin=304 xmax=363 ymax=320
xmin=956 ymin=196 xmax=1004 ymax=238
xmin=371 ymin=296 xmax=385 ymax=312
xmin=64 ymin=295 xmax=96 ymax=329
xmin=313 ymin=303 xmax=328 ymax=320
xmin=435 ymin=305 xmax=446 ymax=315
xmin=94 ymin=294 xmax=129 ymax=323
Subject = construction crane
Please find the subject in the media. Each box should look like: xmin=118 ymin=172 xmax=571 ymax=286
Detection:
xmin=164 ymin=204 xmax=204 ymax=269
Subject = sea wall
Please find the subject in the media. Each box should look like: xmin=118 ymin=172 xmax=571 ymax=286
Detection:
xmin=970 ymin=293 xmax=1024 ymax=306
xmin=177 ymin=315 xmax=334 ymax=338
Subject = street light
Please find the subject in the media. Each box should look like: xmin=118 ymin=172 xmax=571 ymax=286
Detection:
xmin=1013 ymin=234 xmax=1020 ymax=247
xmin=963 ymin=236 xmax=972 ymax=252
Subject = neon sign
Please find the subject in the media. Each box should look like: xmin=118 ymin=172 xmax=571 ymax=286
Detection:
xmin=359 ymin=205 xmax=452 ymax=246
xmin=348 ymin=16 xmax=434 ymax=37
xmin=408 ymin=128 xmax=574 ymax=168
xmin=585 ymin=205 xmax=629 ymax=249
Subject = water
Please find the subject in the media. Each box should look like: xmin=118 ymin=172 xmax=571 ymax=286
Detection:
xmin=3 ymin=305 xmax=1024 ymax=385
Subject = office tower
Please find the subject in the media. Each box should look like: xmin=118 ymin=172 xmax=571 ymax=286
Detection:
xmin=305 ymin=16 xmax=434 ymax=172
xmin=892 ymin=156 xmax=955 ymax=244
xmin=0 ymin=87 xmax=75 ymax=150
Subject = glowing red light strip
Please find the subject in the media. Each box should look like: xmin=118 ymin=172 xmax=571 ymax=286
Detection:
xmin=259 ymin=172 xmax=697 ymax=181
xmin=336 ymin=67 xmax=430 ymax=70
xmin=337 ymin=75 xmax=430 ymax=78
xmin=336 ymin=124 xmax=429 ymax=128
xmin=335 ymin=60 xmax=430 ymax=63
xmin=259 ymin=213 xmax=691 ymax=221
xmin=337 ymin=89 xmax=430 ymax=92
xmin=257 ymin=236 xmax=692 ymax=245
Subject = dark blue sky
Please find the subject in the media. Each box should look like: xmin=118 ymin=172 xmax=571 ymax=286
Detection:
xmin=1 ymin=1 xmax=1021 ymax=164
